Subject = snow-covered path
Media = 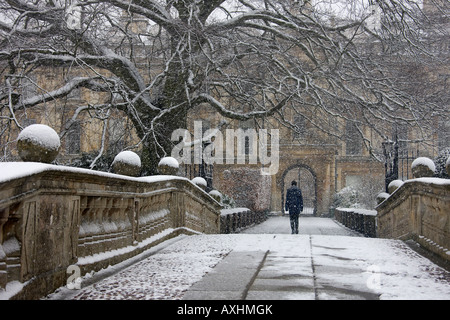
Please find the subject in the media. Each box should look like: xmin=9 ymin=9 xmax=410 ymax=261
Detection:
xmin=46 ymin=216 xmax=450 ymax=300
xmin=241 ymin=215 xmax=361 ymax=236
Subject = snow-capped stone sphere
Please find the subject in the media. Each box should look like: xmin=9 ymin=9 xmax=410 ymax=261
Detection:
xmin=388 ymin=180 xmax=404 ymax=194
xmin=17 ymin=124 xmax=61 ymax=163
xmin=192 ymin=177 xmax=207 ymax=190
xmin=112 ymin=151 xmax=141 ymax=177
xmin=209 ymin=190 xmax=222 ymax=203
xmin=376 ymin=192 xmax=390 ymax=205
xmin=157 ymin=156 xmax=179 ymax=175
xmin=411 ymin=157 xmax=436 ymax=178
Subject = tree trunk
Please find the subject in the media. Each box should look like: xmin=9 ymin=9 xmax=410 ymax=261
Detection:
xmin=140 ymin=54 xmax=190 ymax=175
xmin=140 ymin=107 xmax=188 ymax=176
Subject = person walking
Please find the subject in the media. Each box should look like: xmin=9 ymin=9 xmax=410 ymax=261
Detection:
xmin=285 ymin=180 xmax=303 ymax=234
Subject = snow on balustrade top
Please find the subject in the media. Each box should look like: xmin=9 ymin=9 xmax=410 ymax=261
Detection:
xmin=112 ymin=151 xmax=141 ymax=167
xmin=17 ymin=124 xmax=61 ymax=150
xmin=0 ymin=162 xmax=190 ymax=185
xmin=378 ymin=177 xmax=450 ymax=204
xmin=411 ymin=157 xmax=436 ymax=172
xmin=158 ymin=156 xmax=179 ymax=168
xmin=220 ymin=207 xmax=251 ymax=216
xmin=0 ymin=162 xmax=225 ymax=206
xmin=336 ymin=207 xmax=378 ymax=216
xmin=406 ymin=177 xmax=450 ymax=186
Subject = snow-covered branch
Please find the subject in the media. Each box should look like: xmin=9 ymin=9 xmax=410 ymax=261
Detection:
xmin=12 ymin=77 xmax=103 ymax=110
xmin=195 ymin=93 xmax=292 ymax=121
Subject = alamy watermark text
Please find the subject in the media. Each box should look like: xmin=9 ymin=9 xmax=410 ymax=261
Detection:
xmin=171 ymin=121 xmax=280 ymax=175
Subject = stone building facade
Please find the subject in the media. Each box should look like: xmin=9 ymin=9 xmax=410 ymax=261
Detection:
xmin=183 ymin=105 xmax=386 ymax=216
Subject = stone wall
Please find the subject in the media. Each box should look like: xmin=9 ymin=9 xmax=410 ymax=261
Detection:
xmin=376 ymin=178 xmax=450 ymax=262
xmin=334 ymin=208 xmax=377 ymax=238
xmin=220 ymin=208 xmax=267 ymax=234
xmin=0 ymin=164 xmax=221 ymax=299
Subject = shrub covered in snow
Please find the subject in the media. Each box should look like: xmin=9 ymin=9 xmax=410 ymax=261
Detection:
xmin=67 ymin=152 xmax=115 ymax=172
xmin=112 ymin=151 xmax=141 ymax=177
xmin=221 ymin=193 xmax=237 ymax=209
xmin=411 ymin=157 xmax=435 ymax=178
xmin=17 ymin=124 xmax=61 ymax=163
xmin=157 ymin=156 xmax=179 ymax=175
xmin=388 ymin=179 xmax=404 ymax=194
xmin=433 ymin=147 xmax=450 ymax=179
xmin=332 ymin=186 xmax=360 ymax=209
xmin=332 ymin=178 xmax=383 ymax=211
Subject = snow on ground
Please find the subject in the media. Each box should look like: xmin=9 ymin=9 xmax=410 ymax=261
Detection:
xmin=45 ymin=216 xmax=450 ymax=300
xmin=310 ymin=235 xmax=449 ymax=300
xmin=47 ymin=234 xmax=237 ymax=300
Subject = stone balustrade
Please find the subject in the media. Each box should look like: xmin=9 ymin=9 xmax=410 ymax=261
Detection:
xmin=376 ymin=178 xmax=450 ymax=262
xmin=220 ymin=208 xmax=267 ymax=234
xmin=0 ymin=163 xmax=221 ymax=299
xmin=334 ymin=208 xmax=377 ymax=238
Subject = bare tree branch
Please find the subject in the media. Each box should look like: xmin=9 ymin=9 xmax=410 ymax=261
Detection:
xmin=0 ymin=0 xmax=447 ymax=171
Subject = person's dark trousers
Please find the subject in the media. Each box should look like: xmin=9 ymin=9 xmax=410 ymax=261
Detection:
xmin=290 ymin=213 xmax=299 ymax=234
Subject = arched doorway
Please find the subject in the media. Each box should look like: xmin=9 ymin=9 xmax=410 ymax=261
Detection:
xmin=281 ymin=165 xmax=317 ymax=216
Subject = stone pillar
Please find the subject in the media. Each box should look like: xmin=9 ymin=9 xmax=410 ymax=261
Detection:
xmin=170 ymin=192 xmax=185 ymax=229
xmin=133 ymin=199 xmax=140 ymax=243
xmin=20 ymin=196 xmax=81 ymax=282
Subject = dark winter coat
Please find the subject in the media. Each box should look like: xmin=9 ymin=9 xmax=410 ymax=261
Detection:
xmin=285 ymin=186 xmax=303 ymax=215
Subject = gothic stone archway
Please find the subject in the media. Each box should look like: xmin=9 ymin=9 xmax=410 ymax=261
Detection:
xmin=281 ymin=165 xmax=317 ymax=216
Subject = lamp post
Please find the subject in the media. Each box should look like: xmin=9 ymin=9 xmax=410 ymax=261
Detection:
xmin=200 ymin=140 xmax=213 ymax=192
xmin=382 ymin=136 xmax=399 ymax=193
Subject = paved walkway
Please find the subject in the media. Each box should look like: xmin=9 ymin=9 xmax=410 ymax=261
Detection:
xmin=47 ymin=216 xmax=450 ymax=300
xmin=183 ymin=216 xmax=375 ymax=300
xmin=183 ymin=216 xmax=449 ymax=300
xmin=242 ymin=215 xmax=361 ymax=236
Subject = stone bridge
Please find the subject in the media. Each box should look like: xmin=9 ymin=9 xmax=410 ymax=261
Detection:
xmin=0 ymin=162 xmax=449 ymax=300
